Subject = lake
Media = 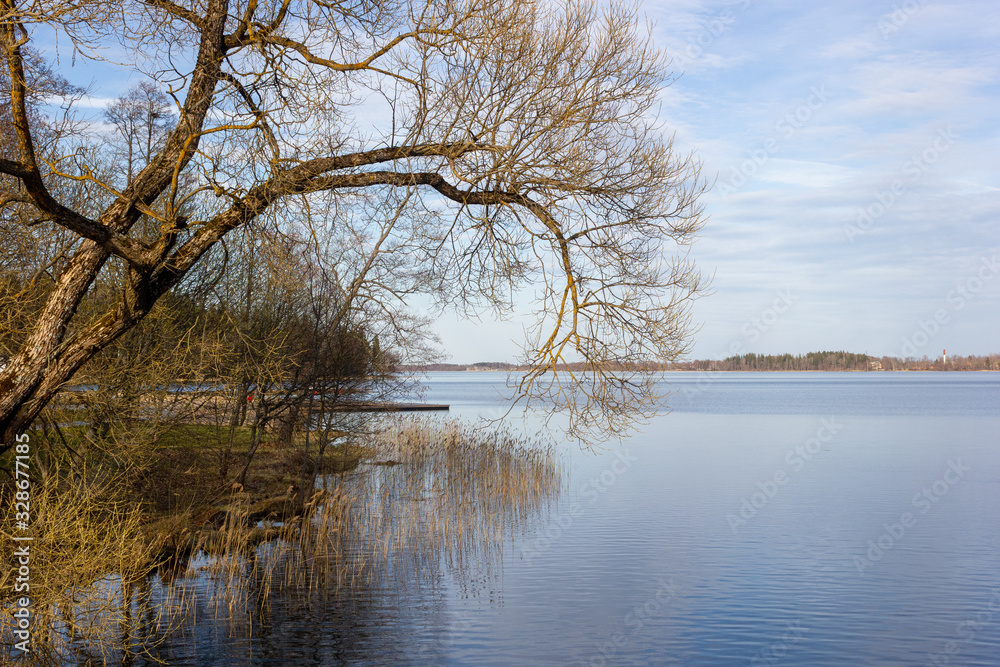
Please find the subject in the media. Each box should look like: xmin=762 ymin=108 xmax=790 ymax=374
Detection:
xmin=140 ymin=372 xmax=1000 ymax=665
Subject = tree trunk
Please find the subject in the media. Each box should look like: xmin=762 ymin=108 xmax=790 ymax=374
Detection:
xmin=236 ymin=394 xmax=267 ymax=488
xmin=0 ymin=243 xmax=112 ymax=451
xmin=278 ymin=401 xmax=300 ymax=447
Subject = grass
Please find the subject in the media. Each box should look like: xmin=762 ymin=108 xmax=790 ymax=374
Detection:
xmin=134 ymin=423 xmax=370 ymax=512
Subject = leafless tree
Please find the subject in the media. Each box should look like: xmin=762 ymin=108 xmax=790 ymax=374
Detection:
xmin=0 ymin=0 xmax=707 ymax=450
xmin=104 ymin=81 xmax=175 ymax=186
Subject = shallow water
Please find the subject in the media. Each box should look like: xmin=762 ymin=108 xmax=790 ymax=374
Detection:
xmin=140 ymin=372 xmax=1000 ymax=665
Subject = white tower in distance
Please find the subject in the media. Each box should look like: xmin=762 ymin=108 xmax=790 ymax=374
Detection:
xmin=943 ymin=349 xmax=947 ymax=364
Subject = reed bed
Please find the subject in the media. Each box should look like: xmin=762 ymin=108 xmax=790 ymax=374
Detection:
xmin=1 ymin=416 xmax=562 ymax=664
xmin=355 ymin=417 xmax=561 ymax=581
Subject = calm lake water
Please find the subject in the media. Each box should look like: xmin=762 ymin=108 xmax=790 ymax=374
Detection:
xmin=145 ymin=372 xmax=1000 ymax=665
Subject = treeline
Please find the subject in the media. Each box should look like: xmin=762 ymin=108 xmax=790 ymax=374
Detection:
xmin=406 ymin=351 xmax=1000 ymax=373
xmin=399 ymin=362 xmax=519 ymax=372
xmin=680 ymin=351 xmax=871 ymax=371
xmin=672 ymin=351 xmax=1000 ymax=372
xmin=401 ymin=361 xmax=667 ymax=372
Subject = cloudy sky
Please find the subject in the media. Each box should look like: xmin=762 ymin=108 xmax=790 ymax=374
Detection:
xmin=437 ymin=0 xmax=1000 ymax=362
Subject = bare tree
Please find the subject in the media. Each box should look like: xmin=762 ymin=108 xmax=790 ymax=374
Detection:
xmin=0 ymin=0 xmax=707 ymax=450
xmin=104 ymin=81 xmax=175 ymax=186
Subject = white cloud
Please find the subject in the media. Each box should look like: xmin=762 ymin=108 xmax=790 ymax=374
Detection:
xmin=841 ymin=55 xmax=995 ymax=118
xmin=755 ymin=159 xmax=855 ymax=187
xmin=44 ymin=94 xmax=118 ymax=110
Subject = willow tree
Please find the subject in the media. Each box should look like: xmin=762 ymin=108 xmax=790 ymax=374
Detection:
xmin=0 ymin=0 xmax=706 ymax=450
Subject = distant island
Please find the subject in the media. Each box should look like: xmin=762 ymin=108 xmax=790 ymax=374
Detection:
xmin=402 ymin=351 xmax=1000 ymax=373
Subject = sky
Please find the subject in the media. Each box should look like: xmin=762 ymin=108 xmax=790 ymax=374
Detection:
xmin=32 ymin=0 xmax=1000 ymax=364
xmin=435 ymin=0 xmax=1000 ymax=363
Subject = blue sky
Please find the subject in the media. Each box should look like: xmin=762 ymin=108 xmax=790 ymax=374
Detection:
xmin=438 ymin=0 xmax=1000 ymax=362
xmin=35 ymin=0 xmax=999 ymax=363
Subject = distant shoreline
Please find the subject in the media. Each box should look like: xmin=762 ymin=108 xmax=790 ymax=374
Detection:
xmin=401 ymin=350 xmax=999 ymax=373
xmin=403 ymin=367 xmax=999 ymax=373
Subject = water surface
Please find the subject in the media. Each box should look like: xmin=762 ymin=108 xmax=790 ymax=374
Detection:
xmin=144 ymin=372 xmax=1000 ymax=665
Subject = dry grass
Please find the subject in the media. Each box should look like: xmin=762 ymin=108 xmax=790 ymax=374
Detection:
xmin=356 ymin=417 xmax=561 ymax=578
xmin=189 ymin=416 xmax=561 ymax=609
xmin=1 ymin=416 xmax=562 ymax=663
xmin=0 ymin=473 xmax=163 ymax=665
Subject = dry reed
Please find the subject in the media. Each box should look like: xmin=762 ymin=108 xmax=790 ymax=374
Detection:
xmin=1 ymin=416 xmax=561 ymax=663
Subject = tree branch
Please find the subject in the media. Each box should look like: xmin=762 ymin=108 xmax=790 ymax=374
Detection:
xmin=143 ymin=0 xmax=204 ymax=28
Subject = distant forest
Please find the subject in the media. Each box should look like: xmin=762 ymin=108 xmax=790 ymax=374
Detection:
xmin=403 ymin=351 xmax=1000 ymax=373
xmin=676 ymin=351 xmax=999 ymax=372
